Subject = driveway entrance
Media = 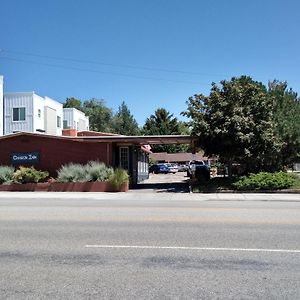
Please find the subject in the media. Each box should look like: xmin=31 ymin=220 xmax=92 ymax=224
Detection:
xmin=131 ymin=172 xmax=190 ymax=193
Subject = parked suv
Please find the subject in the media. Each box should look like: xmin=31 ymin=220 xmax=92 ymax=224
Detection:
xmin=165 ymin=163 xmax=178 ymax=174
xmin=187 ymin=160 xmax=210 ymax=181
xmin=149 ymin=163 xmax=169 ymax=174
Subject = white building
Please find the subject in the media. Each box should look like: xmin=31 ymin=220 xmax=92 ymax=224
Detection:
xmin=63 ymin=107 xmax=89 ymax=131
xmin=4 ymin=92 xmax=63 ymax=136
xmin=0 ymin=75 xmax=90 ymax=136
xmin=0 ymin=76 xmax=3 ymax=136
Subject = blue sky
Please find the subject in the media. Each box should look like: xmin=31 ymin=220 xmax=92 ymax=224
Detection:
xmin=1 ymin=0 xmax=300 ymax=126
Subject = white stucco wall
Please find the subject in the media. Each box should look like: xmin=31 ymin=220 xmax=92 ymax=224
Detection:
xmin=63 ymin=107 xmax=89 ymax=131
xmin=4 ymin=92 xmax=34 ymax=134
xmin=32 ymin=93 xmax=45 ymax=132
xmin=0 ymin=76 xmax=3 ymax=136
xmin=44 ymin=96 xmax=63 ymax=135
xmin=3 ymin=92 xmax=63 ymax=136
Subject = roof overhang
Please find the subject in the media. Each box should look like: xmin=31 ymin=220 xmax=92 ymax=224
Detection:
xmin=0 ymin=132 xmax=198 ymax=146
xmin=76 ymin=135 xmax=197 ymax=145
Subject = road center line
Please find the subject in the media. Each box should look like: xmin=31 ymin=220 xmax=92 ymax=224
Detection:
xmin=85 ymin=245 xmax=300 ymax=253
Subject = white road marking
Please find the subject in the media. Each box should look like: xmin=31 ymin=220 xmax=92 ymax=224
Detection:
xmin=85 ymin=245 xmax=300 ymax=253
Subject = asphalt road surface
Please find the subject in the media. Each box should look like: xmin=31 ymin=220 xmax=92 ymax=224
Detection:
xmin=1 ymin=194 xmax=300 ymax=299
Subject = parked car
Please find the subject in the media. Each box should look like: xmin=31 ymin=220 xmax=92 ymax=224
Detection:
xmin=165 ymin=163 xmax=178 ymax=174
xmin=178 ymin=164 xmax=188 ymax=172
xmin=149 ymin=163 xmax=169 ymax=174
xmin=187 ymin=160 xmax=210 ymax=181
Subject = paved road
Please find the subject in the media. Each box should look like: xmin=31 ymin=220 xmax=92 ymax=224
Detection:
xmin=132 ymin=172 xmax=190 ymax=193
xmin=1 ymin=195 xmax=300 ymax=299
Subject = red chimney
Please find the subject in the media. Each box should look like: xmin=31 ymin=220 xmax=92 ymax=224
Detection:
xmin=62 ymin=129 xmax=77 ymax=137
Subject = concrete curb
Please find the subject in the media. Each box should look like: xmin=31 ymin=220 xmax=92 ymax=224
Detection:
xmin=0 ymin=191 xmax=299 ymax=202
xmin=195 ymin=189 xmax=300 ymax=194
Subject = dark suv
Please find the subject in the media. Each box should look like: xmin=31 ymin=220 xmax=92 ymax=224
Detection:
xmin=149 ymin=164 xmax=169 ymax=174
xmin=187 ymin=160 xmax=210 ymax=181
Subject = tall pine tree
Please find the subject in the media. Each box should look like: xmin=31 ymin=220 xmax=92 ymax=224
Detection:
xmin=112 ymin=101 xmax=140 ymax=135
xmin=269 ymin=80 xmax=300 ymax=167
xmin=143 ymin=108 xmax=189 ymax=153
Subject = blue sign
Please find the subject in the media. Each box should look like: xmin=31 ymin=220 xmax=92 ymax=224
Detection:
xmin=11 ymin=152 xmax=40 ymax=165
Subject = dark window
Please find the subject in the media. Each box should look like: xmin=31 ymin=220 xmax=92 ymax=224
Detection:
xmin=13 ymin=107 xmax=26 ymax=121
xmin=57 ymin=116 xmax=61 ymax=128
xmin=119 ymin=147 xmax=129 ymax=170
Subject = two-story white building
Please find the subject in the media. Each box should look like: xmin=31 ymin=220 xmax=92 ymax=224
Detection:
xmin=63 ymin=107 xmax=89 ymax=132
xmin=3 ymin=92 xmax=63 ymax=136
xmin=0 ymin=75 xmax=89 ymax=136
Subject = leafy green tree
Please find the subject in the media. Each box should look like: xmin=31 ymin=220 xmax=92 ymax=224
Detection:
xmin=83 ymin=98 xmax=113 ymax=132
xmin=183 ymin=76 xmax=282 ymax=175
xmin=269 ymin=80 xmax=300 ymax=167
xmin=63 ymin=97 xmax=84 ymax=112
xmin=112 ymin=101 xmax=140 ymax=135
xmin=142 ymin=108 xmax=189 ymax=153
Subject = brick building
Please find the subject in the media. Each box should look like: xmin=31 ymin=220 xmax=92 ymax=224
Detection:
xmin=0 ymin=131 xmax=195 ymax=185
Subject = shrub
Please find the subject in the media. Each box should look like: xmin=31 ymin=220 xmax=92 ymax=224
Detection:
xmin=0 ymin=166 xmax=15 ymax=184
xmin=57 ymin=163 xmax=87 ymax=182
xmin=109 ymin=168 xmax=129 ymax=190
xmin=12 ymin=166 xmax=49 ymax=184
xmin=85 ymin=161 xmax=114 ymax=182
xmin=57 ymin=161 xmax=115 ymax=183
xmin=232 ymin=172 xmax=296 ymax=191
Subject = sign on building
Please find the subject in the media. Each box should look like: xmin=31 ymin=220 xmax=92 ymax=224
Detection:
xmin=11 ymin=152 xmax=40 ymax=165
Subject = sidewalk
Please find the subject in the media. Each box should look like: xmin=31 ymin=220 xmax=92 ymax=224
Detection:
xmin=0 ymin=191 xmax=299 ymax=202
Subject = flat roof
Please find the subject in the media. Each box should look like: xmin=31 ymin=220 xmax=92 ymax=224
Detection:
xmin=0 ymin=132 xmax=197 ymax=145
xmin=75 ymin=134 xmax=196 ymax=145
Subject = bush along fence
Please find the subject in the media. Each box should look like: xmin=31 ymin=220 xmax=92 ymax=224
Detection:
xmin=232 ymin=172 xmax=298 ymax=191
xmin=0 ymin=162 xmax=129 ymax=192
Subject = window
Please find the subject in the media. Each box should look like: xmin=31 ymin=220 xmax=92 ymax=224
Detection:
xmin=57 ymin=116 xmax=61 ymax=128
xmin=38 ymin=109 xmax=41 ymax=118
xmin=119 ymin=147 xmax=129 ymax=170
xmin=13 ymin=107 xmax=26 ymax=121
xmin=63 ymin=120 xmax=68 ymax=129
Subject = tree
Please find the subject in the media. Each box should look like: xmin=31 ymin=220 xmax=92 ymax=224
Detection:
xmin=183 ymin=76 xmax=282 ymax=175
xmin=63 ymin=97 xmax=84 ymax=112
xmin=83 ymin=98 xmax=113 ymax=132
xmin=269 ymin=80 xmax=300 ymax=167
xmin=111 ymin=101 xmax=140 ymax=135
xmin=142 ymin=108 xmax=189 ymax=153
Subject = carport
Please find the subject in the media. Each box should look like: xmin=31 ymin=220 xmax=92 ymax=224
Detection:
xmin=76 ymin=134 xmax=199 ymax=186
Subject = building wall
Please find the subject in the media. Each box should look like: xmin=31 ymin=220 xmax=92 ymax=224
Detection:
xmin=0 ymin=76 xmax=3 ymax=136
xmin=63 ymin=108 xmax=89 ymax=131
xmin=0 ymin=135 xmax=113 ymax=176
xmin=44 ymin=96 xmax=63 ymax=135
xmin=137 ymin=150 xmax=149 ymax=183
xmin=44 ymin=106 xmax=57 ymax=135
xmin=4 ymin=92 xmax=34 ymax=134
xmin=63 ymin=108 xmax=74 ymax=129
xmin=32 ymin=93 xmax=45 ymax=132
xmin=3 ymin=93 xmax=63 ymax=136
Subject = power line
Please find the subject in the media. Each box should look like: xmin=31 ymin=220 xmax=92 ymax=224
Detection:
xmin=0 ymin=48 xmax=227 ymax=78
xmin=1 ymin=49 xmax=298 ymax=86
xmin=0 ymin=55 xmax=208 ymax=85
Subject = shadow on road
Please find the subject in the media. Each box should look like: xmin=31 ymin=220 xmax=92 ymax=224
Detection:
xmin=131 ymin=182 xmax=190 ymax=193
